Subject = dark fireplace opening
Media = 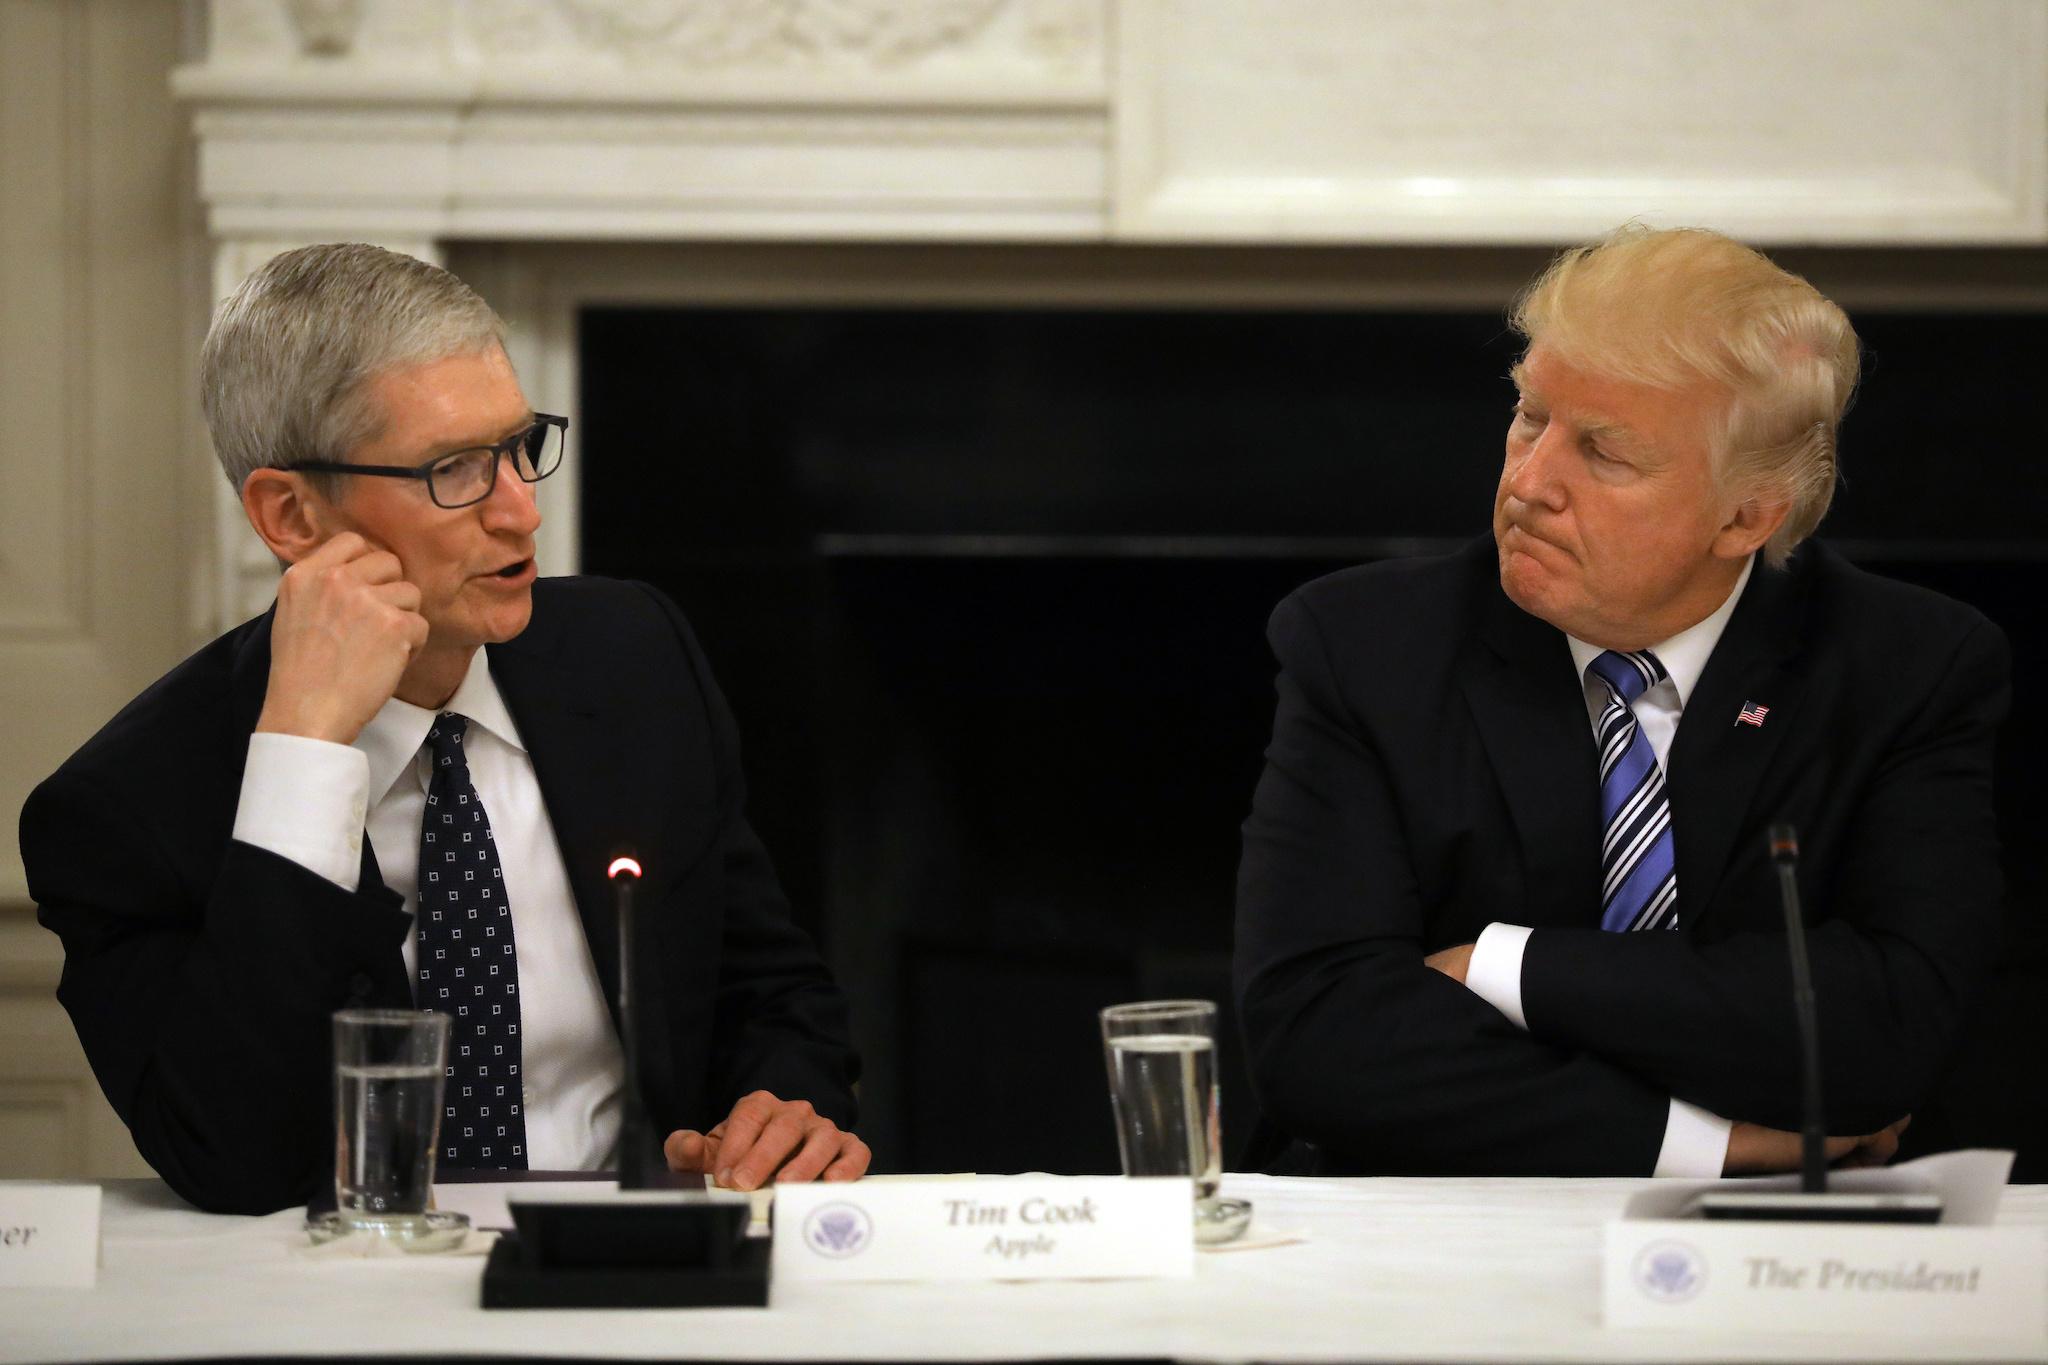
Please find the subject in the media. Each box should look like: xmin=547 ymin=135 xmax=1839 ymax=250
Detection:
xmin=581 ymin=304 xmax=2045 ymax=1178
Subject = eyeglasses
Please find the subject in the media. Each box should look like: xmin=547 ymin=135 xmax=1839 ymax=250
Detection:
xmin=285 ymin=413 xmax=567 ymax=510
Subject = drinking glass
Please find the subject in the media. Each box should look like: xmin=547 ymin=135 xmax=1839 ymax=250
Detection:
xmin=1100 ymin=999 xmax=1248 ymax=1241
xmin=311 ymin=1009 xmax=468 ymax=1249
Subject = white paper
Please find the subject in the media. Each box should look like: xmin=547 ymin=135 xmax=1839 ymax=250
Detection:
xmin=774 ymin=1176 xmax=1194 ymax=1282
xmin=0 ymin=1182 xmax=100 ymax=1288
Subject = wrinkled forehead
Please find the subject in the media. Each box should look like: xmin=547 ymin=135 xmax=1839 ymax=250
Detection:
xmin=1513 ymin=345 xmax=1733 ymax=464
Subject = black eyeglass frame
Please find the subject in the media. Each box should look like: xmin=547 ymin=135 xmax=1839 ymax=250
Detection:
xmin=283 ymin=412 xmax=568 ymax=510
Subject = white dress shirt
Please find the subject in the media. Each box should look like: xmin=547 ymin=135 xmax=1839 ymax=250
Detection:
xmin=231 ymin=649 xmax=624 ymax=1169
xmin=1464 ymin=556 xmax=1754 ymax=1177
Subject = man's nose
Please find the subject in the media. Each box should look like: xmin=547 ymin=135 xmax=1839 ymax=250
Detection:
xmin=480 ymin=454 xmax=543 ymax=533
xmin=1504 ymin=425 xmax=1569 ymax=510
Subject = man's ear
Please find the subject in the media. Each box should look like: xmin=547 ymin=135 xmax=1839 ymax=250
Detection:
xmin=240 ymin=468 xmax=335 ymax=565
xmin=1713 ymin=493 xmax=1790 ymax=562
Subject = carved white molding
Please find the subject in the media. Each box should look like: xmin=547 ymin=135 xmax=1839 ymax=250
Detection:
xmin=181 ymin=0 xmax=2048 ymax=249
xmin=213 ymin=0 xmax=1102 ymax=75
xmin=178 ymin=1 xmax=1111 ymax=244
xmin=1115 ymin=0 xmax=2048 ymax=245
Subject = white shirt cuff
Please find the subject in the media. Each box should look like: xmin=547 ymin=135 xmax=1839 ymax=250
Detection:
xmin=232 ymin=732 xmax=371 ymax=891
xmin=1463 ymin=922 xmax=1533 ymax=1030
xmin=1653 ymin=1098 xmax=1734 ymax=1178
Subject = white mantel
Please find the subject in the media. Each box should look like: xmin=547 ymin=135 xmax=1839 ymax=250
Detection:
xmin=175 ymin=0 xmax=2048 ymax=627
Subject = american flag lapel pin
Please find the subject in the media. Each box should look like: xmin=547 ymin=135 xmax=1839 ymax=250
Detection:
xmin=1735 ymin=701 xmax=1770 ymax=728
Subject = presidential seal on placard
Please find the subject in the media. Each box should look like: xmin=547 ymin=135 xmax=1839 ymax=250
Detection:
xmin=802 ymin=1202 xmax=873 ymax=1259
xmin=1631 ymin=1239 xmax=1707 ymax=1303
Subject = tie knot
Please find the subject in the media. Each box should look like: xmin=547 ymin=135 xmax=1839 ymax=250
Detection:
xmin=426 ymin=712 xmax=471 ymax=771
xmin=1588 ymin=650 xmax=1667 ymax=705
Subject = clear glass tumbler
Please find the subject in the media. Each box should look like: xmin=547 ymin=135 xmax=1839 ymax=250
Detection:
xmin=326 ymin=1009 xmax=456 ymax=1243
xmin=1099 ymin=1000 xmax=1222 ymax=1198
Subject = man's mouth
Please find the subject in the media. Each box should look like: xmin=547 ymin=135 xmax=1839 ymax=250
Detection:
xmin=488 ymin=558 xmax=533 ymax=580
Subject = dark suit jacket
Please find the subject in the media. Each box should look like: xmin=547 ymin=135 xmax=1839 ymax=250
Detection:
xmin=1234 ymin=538 xmax=2008 ymax=1176
xmin=19 ymin=576 xmax=859 ymax=1214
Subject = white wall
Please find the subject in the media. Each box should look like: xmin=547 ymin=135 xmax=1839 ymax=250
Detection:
xmin=0 ymin=0 xmax=208 ymax=1179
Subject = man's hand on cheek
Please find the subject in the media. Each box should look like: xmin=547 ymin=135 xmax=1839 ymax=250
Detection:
xmin=662 ymin=1090 xmax=871 ymax=1190
xmin=257 ymin=531 xmax=429 ymax=746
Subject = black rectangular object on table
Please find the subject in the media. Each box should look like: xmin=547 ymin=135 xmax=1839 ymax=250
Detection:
xmin=481 ymin=1199 xmax=770 ymax=1308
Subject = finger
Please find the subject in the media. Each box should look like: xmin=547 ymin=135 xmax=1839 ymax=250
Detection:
xmin=821 ymin=1135 xmax=871 ymax=1182
xmin=371 ymin=579 xmax=422 ymax=613
xmin=298 ymin=530 xmax=366 ymax=568
xmin=771 ymin=1122 xmax=845 ymax=1185
xmin=394 ymin=607 xmax=430 ymax=657
xmin=664 ymin=1129 xmax=712 ymax=1173
xmin=730 ymin=1110 xmax=812 ymax=1191
xmin=348 ymin=549 xmax=406 ymax=585
xmin=709 ymin=1091 xmax=784 ymax=1185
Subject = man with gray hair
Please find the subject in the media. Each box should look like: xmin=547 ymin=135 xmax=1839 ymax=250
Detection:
xmin=21 ymin=244 xmax=868 ymax=1213
xmin=1235 ymin=225 xmax=2009 ymax=1177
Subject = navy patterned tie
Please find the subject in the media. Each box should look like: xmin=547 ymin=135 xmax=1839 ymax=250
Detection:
xmin=415 ymin=713 xmax=528 ymax=1170
xmin=1589 ymin=651 xmax=1680 ymax=933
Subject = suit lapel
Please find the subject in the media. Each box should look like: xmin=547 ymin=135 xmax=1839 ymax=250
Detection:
xmin=488 ymin=608 xmax=635 ymax=1035
xmin=1461 ymin=582 xmax=1605 ymax=926
xmin=1667 ymin=556 xmax=1808 ymax=931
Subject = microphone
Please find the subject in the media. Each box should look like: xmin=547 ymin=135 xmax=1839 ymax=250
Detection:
xmin=1768 ymin=824 xmax=1828 ymax=1196
xmin=1689 ymin=824 xmax=1940 ymax=1223
xmin=608 ymin=852 xmax=662 ymax=1191
xmin=479 ymin=851 xmax=771 ymax=1307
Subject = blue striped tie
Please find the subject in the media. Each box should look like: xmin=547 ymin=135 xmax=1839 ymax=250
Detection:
xmin=1589 ymin=650 xmax=1679 ymax=933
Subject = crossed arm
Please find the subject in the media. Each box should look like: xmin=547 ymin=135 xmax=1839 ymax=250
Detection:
xmin=1237 ymin=593 xmax=2007 ymax=1176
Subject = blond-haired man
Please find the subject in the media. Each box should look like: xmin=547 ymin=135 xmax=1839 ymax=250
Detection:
xmin=1235 ymin=226 xmax=2008 ymax=1176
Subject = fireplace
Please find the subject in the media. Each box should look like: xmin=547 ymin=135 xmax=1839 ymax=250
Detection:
xmin=577 ymin=301 xmax=2048 ymax=1176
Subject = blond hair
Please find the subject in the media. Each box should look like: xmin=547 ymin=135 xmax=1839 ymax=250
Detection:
xmin=1509 ymin=225 xmax=1858 ymax=568
xmin=201 ymin=244 xmax=506 ymax=491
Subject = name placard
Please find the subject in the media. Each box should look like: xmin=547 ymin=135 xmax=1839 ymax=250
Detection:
xmin=1604 ymin=1220 xmax=2047 ymax=1340
xmin=0 ymin=1183 xmax=101 ymax=1288
xmin=773 ymin=1177 xmax=1193 ymax=1282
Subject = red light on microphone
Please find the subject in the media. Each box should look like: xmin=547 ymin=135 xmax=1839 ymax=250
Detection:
xmin=607 ymin=856 xmax=643 ymax=880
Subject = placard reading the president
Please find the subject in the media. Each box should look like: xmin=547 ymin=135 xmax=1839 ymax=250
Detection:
xmin=1604 ymin=1221 xmax=2046 ymax=1341
xmin=0 ymin=1183 xmax=100 ymax=1288
xmin=774 ymin=1177 xmax=1194 ymax=1282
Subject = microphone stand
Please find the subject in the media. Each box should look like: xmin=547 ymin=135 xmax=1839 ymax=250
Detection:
xmin=480 ymin=853 xmax=773 ymax=1307
xmin=1769 ymin=826 xmax=1829 ymax=1198
xmin=611 ymin=856 xmax=663 ymax=1191
xmin=1690 ymin=825 xmax=1940 ymax=1223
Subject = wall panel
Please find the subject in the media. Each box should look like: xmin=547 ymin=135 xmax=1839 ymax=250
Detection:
xmin=0 ymin=0 xmax=201 ymax=1180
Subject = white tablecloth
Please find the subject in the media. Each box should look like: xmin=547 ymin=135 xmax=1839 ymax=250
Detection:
xmin=8 ymin=1175 xmax=2045 ymax=1363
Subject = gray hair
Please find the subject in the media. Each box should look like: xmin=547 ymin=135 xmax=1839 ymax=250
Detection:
xmin=200 ymin=244 xmax=508 ymax=491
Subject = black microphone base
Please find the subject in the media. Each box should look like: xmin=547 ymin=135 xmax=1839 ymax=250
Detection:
xmin=1688 ymin=1191 xmax=1944 ymax=1224
xmin=481 ymin=1200 xmax=770 ymax=1309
